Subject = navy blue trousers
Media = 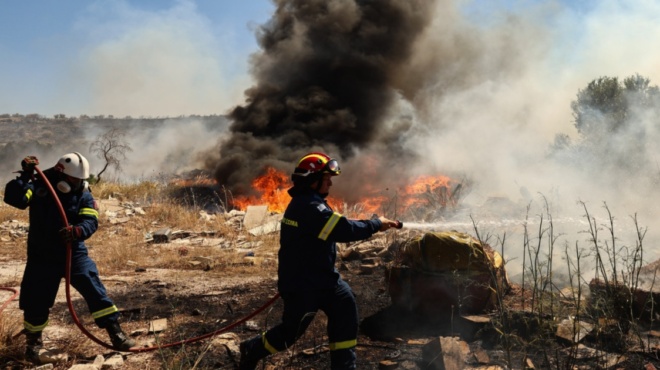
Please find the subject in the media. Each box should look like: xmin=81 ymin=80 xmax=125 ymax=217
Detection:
xmin=245 ymin=279 xmax=358 ymax=369
xmin=20 ymin=252 xmax=118 ymax=331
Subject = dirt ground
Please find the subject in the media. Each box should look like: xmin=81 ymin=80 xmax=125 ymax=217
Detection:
xmin=0 ymin=248 xmax=440 ymax=370
xmin=3 ymin=220 xmax=660 ymax=369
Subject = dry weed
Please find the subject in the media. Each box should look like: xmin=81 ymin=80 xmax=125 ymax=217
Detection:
xmin=0 ymin=310 xmax=22 ymax=360
xmin=92 ymin=181 xmax=166 ymax=204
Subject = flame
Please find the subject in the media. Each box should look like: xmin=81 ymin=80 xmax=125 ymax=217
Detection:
xmin=400 ymin=174 xmax=456 ymax=210
xmin=233 ymin=167 xmax=460 ymax=218
xmin=233 ymin=167 xmax=292 ymax=213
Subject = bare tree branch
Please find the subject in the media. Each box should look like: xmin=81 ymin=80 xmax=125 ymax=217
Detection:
xmin=89 ymin=128 xmax=132 ymax=183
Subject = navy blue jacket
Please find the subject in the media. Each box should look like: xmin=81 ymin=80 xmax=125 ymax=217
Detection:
xmin=4 ymin=170 xmax=98 ymax=262
xmin=278 ymin=187 xmax=382 ymax=292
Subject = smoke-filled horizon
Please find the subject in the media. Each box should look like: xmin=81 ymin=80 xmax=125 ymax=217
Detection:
xmin=210 ymin=0 xmax=660 ymax=212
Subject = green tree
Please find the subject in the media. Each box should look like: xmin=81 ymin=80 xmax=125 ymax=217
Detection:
xmin=571 ymin=74 xmax=660 ymax=138
xmin=562 ymin=74 xmax=660 ymax=179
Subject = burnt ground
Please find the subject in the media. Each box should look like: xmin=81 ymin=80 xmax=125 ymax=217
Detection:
xmin=3 ymin=244 xmax=660 ymax=369
xmin=0 ymin=260 xmax=431 ymax=370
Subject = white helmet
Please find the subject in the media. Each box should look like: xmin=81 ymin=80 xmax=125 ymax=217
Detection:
xmin=55 ymin=152 xmax=90 ymax=179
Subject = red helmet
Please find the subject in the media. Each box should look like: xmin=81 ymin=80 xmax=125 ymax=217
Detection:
xmin=293 ymin=152 xmax=341 ymax=178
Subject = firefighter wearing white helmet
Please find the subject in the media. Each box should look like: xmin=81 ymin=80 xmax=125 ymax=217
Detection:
xmin=3 ymin=152 xmax=135 ymax=364
xmin=54 ymin=152 xmax=90 ymax=193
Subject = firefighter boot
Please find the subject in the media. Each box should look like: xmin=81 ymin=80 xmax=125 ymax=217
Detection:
xmin=106 ymin=322 xmax=136 ymax=351
xmin=238 ymin=335 xmax=270 ymax=370
xmin=25 ymin=331 xmax=43 ymax=364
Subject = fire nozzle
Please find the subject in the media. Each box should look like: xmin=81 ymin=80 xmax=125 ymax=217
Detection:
xmin=371 ymin=214 xmax=403 ymax=229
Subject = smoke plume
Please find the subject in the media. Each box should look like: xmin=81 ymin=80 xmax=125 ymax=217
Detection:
xmin=209 ymin=0 xmax=660 ymax=275
xmin=212 ymin=0 xmax=437 ymax=199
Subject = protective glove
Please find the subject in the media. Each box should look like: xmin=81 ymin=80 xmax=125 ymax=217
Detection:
xmin=21 ymin=156 xmax=39 ymax=172
xmin=59 ymin=225 xmax=83 ymax=243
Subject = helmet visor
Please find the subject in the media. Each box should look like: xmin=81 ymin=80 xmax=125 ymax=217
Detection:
xmin=323 ymin=159 xmax=340 ymax=175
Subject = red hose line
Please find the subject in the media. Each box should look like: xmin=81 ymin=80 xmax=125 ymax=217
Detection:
xmin=0 ymin=287 xmax=19 ymax=312
xmin=34 ymin=166 xmax=280 ymax=352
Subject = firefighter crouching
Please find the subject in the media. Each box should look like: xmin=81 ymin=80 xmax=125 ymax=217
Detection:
xmin=238 ymin=152 xmax=399 ymax=370
xmin=3 ymin=153 xmax=135 ymax=364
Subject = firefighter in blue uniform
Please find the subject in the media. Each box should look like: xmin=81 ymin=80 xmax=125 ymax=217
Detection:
xmin=239 ymin=152 xmax=399 ymax=370
xmin=4 ymin=153 xmax=135 ymax=364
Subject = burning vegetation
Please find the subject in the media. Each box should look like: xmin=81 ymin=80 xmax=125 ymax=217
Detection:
xmin=209 ymin=0 xmax=440 ymax=203
xmin=171 ymin=166 xmax=467 ymax=221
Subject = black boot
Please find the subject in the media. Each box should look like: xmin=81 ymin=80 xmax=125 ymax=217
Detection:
xmin=106 ymin=322 xmax=136 ymax=350
xmin=238 ymin=335 xmax=270 ymax=370
xmin=25 ymin=331 xmax=43 ymax=364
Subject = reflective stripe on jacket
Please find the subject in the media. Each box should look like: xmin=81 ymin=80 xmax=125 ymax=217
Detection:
xmin=277 ymin=188 xmax=382 ymax=292
xmin=4 ymin=171 xmax=98 ymax=260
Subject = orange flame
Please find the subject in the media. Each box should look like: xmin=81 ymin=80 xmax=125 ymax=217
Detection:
xmin=400 ymin=174 xmax=455 ymax=210
xmin=233 ymin=167 xmax=459 ymax=217
xmin=233 ymin=167 xmax=292 ymax=213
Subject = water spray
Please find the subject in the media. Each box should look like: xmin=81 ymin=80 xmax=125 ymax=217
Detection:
xmin=374 ymin=215 xmax=447 ymax=230
xmin=392 ymin=221 xmax=451 ymax=230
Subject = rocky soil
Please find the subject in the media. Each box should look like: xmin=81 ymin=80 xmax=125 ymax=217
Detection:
xmin=1 ymin=181 xmax=660 ymax=369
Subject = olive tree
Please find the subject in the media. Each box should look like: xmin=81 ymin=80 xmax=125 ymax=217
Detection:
xmin=563 ymin=74 xmax=660 ymax=177
xmin=571 ymin=74 xmax=660 ymax=138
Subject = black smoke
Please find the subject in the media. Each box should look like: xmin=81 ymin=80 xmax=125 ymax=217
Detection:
xmin=212 ymin=0 xmax=437 ymax=198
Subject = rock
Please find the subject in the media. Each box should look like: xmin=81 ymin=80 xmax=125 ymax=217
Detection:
xmin=32 ymin=364 xmax=54 ymax=370
xmin=379 ymin=360 xmax=398 ymax=369
xmin=148 ymin=318 xmax=168 ymax=333
xmin=556 ymin=317 xmax=593 ymax=343
xmin=524 ymin=357 xmax=535 ymax=369
xmin=210 ymin=332 xmax=240 ymax=356
xmin=152 ymin=228 xmax=172 ymax=243
xmin=35 ymin=348 xmax=68 ymax=365
xmin=248 ymin=220 xmax=281 ymax=236
xmin=243 ymin=205 xmax=269 ymax=230
xmin=244 ymin=320 xmax=260 ymax=331
xmin=92 ymin=355 xmax=104 ymax=367
xmin=101 ymin=354 xmax=124 ymax=369
xmin=422 ymin=336 xmax=469 ymax=370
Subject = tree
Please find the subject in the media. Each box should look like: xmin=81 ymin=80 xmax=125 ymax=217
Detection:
xmin=571 ymin=74 xmax=660 ymax=138
xmin=89 ymin=128 xmax=132 ymax=183
xmin=562 ymin=74 xmax=660 ymax=178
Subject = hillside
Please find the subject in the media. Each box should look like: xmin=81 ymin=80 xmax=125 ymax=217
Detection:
xmin=0 ymin=114 xmax=230 ymax=185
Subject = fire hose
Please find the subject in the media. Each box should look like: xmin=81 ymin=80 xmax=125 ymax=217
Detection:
xmin=0 ymin=287 xmax=19 ymax=312
xmin=2 ymin=166 xmax=280 ymax=353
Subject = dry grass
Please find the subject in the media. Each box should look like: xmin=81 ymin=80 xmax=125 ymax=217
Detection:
xmin=87 ymin=181 xmax=279 ymax=276
xmin=0 ymin=310 xmax=22 ymax=359
xmin=0 ymin=180 xmax=280 ymax=365
xmin=92 ymin=181 xmax=167 ymax=204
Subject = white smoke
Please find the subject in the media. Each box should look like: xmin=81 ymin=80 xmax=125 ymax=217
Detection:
xmin=388 ymin=0 xmax=660 ymax=276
